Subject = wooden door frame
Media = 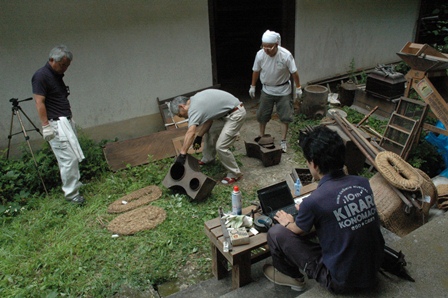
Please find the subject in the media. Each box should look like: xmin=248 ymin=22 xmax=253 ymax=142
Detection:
xmin=208 ymin=0 xmax=296 ymax=86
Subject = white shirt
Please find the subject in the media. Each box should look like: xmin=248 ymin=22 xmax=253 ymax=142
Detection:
xmin=252 ymin=46 xmax=298 ymax=96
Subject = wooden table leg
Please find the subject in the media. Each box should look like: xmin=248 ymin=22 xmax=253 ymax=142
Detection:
xmin=231 ymin=251 xmax=252 ymax=289
xmin=211 ymin=242 xmax=228 ymax=279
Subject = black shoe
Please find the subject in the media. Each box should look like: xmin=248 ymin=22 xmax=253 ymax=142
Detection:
xmin=67 ymin=195 xmax=85 ymax=205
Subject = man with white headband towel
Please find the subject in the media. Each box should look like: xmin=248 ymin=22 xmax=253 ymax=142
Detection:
xmin=249 ymin=30 xmax=302 ymax=153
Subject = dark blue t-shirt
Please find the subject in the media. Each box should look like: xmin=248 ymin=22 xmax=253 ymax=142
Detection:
xmin=296 ymin=170 xmax=384 ymax=289
xmin=32 ymin=62 xmax=71 ymax=119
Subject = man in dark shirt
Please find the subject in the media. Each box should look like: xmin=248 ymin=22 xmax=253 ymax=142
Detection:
xmin=264 ymin=125 xmax=384 ymax=293
xmin=32 ymin=45 xmax=85 ymax=205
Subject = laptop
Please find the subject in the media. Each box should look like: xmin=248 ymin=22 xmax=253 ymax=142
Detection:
xmin=257 ymin=181 xmax=299 ymax=222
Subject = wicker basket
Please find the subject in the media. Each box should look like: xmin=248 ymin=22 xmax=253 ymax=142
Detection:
xmin=370 ymin=173 xmax=422 ymax=237
xmin=436 ymin=184 xmax=448 ymax=210
xmin=415 ymin=168 xmax=438 ymax=215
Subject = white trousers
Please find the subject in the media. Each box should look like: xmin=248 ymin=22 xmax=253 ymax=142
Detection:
xmin=49 ymin=118 xmax=83 ymax=199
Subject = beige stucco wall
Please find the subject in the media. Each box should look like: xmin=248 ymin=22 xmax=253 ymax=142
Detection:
xmin=0 ymin=0 xmax=212 ymax=153
xmin=0 ymin=0 xmax=420 ymax=155
xmin=295 ymin=0 xmax=420 ymax=84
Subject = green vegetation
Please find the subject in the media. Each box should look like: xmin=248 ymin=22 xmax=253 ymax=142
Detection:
xmin=0 ymin=128 xmax=260 ymax=297
xmin=347 ymin=58 xmax=368 ymax=84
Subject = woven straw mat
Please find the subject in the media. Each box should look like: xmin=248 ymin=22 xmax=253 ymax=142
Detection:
xmin=107 ymin=185 xmax=162 ymax=214
xmin=107 ymin=205 xmax=166 ymax=235
xmin=375 ymin=151 xmax=422 ymax=191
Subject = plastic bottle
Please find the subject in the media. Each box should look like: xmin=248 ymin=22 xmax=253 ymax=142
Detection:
xmin=294 ymin=178 xmax=302 ymax=197
xmin=231 ymin=185 xmax=242 ymax=215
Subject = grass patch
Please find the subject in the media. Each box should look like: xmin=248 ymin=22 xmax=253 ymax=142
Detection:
xmin=0 ymin=154 xmax=260 ymax=297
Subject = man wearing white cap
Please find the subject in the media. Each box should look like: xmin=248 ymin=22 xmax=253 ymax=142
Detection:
xmin=249 ymin=30 xmax=302 ymax=153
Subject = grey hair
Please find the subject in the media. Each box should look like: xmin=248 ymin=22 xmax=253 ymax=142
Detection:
xmin=168 ymin=96 xmax=188 ymax=116
xmin=49 ymin=45 xmax=73 ymax=62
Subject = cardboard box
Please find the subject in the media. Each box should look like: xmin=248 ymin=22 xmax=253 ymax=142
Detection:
xmin=229 ymin=228 xmax=250 ymax=246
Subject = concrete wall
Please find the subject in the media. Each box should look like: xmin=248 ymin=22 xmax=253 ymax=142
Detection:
xmin=0 ymin=0 xmax=420 ymax=154
xmin=295 ymin=0 xmax=420 ymax=84
xmin=0 ymin=0 xmax=211 ymax=152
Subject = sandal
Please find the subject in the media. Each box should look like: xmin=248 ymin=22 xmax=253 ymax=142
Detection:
xmin=221 ymin=176 xmax=242 ymax=185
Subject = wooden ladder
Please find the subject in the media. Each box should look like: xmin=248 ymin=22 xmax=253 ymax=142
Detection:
xmin=379 ymin=97 xmax=428 ymax=159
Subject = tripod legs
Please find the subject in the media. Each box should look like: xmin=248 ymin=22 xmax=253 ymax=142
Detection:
xmin=7 ymin=110 xmax=15 ymax=159
xmin=7 ymin=107 xmax=48 ymax=195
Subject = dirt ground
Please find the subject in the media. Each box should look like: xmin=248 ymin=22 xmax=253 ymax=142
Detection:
xmin=230 ymin=101 xmax=305 ymax=192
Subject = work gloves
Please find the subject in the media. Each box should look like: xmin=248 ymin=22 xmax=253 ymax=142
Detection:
xmin=193 ymin=136 xmax=202 ymax=150
xmin=42 ymin=124 xmax=55 ymax=141
xmin=175 ymin=153 xmax=187 ymax=165
xmin=222 ymin=214 xmax=253 ymax=229
xmin=295 ymin=87 xmax=303 ymax=100
xmin=249 ymin=85 xmax=256 ymax=99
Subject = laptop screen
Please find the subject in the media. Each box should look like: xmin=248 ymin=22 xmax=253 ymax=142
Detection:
xmin=257 ymin=181 xmax=295 ymax=215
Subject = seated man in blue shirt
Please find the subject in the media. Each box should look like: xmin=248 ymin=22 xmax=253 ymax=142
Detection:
xmin=264 ymin=125 xmax=385 ymax=293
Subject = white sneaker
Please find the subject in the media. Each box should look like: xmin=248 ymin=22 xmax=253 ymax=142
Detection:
xmin=263 ymin=264 xmax=306 ymax=291
xmin=280 ymin=140 xmax=287 ymax=153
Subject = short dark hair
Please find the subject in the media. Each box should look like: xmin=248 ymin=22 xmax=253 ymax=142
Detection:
xmin=300 ymin=125 xmax=345 ymax=174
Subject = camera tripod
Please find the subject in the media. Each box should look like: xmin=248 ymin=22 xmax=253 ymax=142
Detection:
xmin=7 ymin=97 xmax=48 ymax=195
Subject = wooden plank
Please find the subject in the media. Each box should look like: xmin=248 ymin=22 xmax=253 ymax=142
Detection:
xmin=210 ymin=240 xmax=228 ymax=280
xmin=232 ymin=252 xmax=252 ymax=289
xmin=352 ymin=90 xmax=396 ymax=119
xmin=423 ymin=123 xmax=448 ymax=136
xmin=251 ymin=245 xmax=270 ymax=264
xmin=413 ymin=77 xmax=448 ymax=130
xmin=103 ymin=127 xmax=188 ymax=171
xmin=301 ymin=182 xmax=318 ymax=194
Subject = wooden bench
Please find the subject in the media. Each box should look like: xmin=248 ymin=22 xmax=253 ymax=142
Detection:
xmin=204 ymin=206 xmax=271 ymax=289
xmin=203 ymin=183 xmax=318 ymax=289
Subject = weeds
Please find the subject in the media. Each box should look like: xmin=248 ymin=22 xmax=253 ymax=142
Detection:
xmin=348 ymin=58 xmax=368 ymax=84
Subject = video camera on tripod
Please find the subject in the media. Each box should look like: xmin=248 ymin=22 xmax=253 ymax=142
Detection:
xmin=9 ymin=96 xmax=33 ymax=107
xmin=6 ymin=96 xmax=47 ymax=194
xmin=7 ymin=97 xmax=41 ymax=152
